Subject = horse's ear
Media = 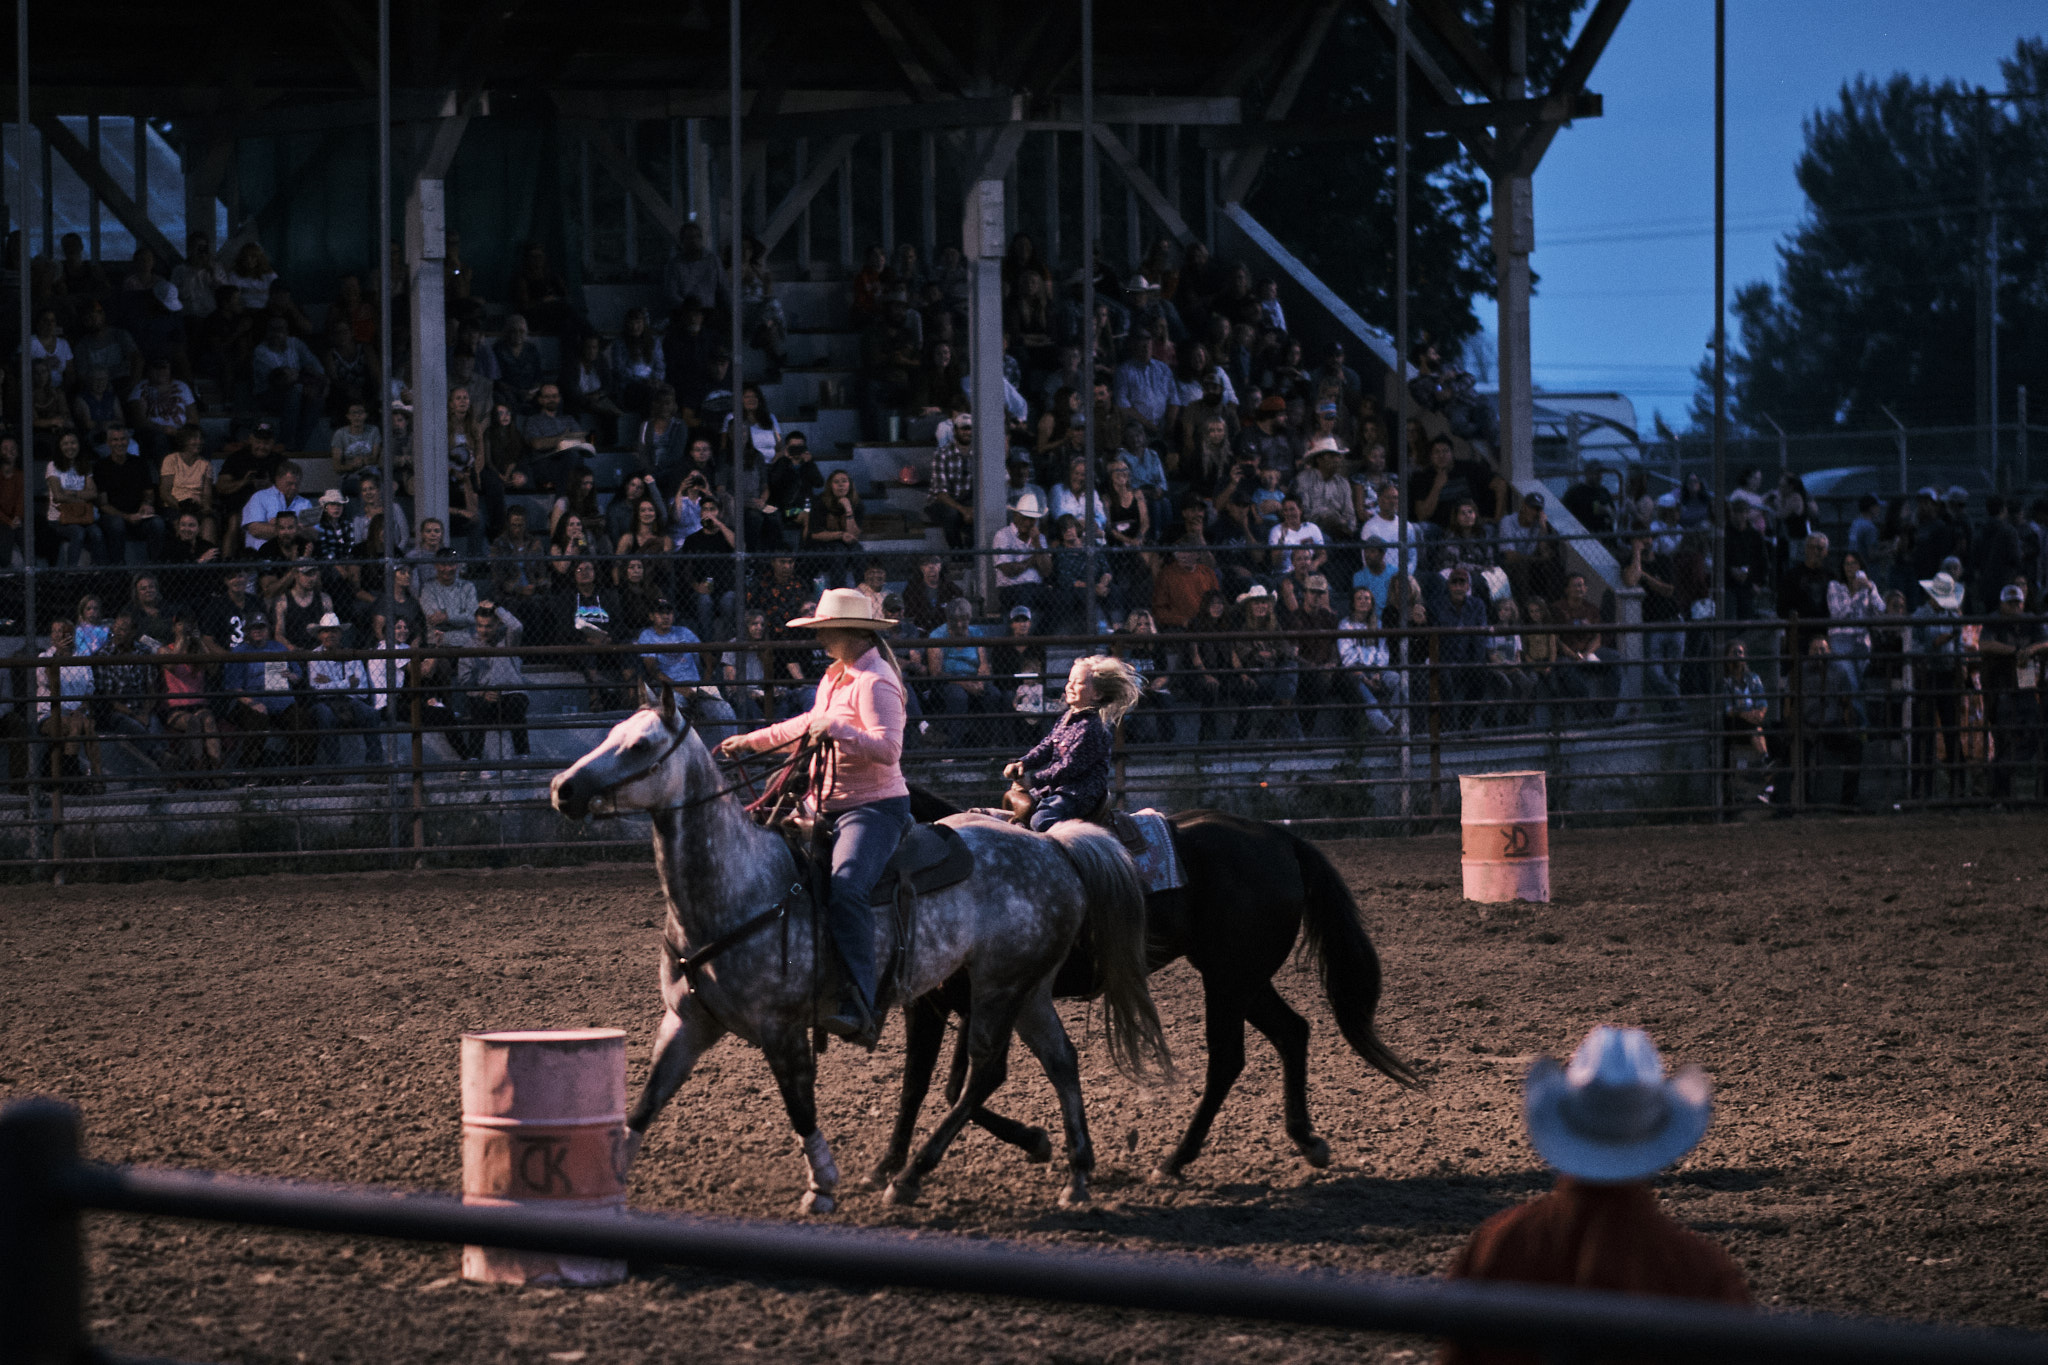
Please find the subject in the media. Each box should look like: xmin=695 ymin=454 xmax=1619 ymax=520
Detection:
xmin=660 ymin=682 xmax=677 ymax=723
xmin=639 ymin=678 xmax=660 ymax=711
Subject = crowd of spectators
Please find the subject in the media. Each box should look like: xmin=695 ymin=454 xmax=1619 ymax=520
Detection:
xmin=7 ymin=220 xmax=2048 ymax=801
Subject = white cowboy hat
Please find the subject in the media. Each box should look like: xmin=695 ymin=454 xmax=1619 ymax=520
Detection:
xmin=1008 ymin=490 xmax=1049 ymax=519
xmin=786 ymin=587 xmax=896 ymax=631
xmin=1234 ymin=584 xmax=1273 ymax=604
xmin=315 ymin=612 xmax=345 ymax=630
xmin=1524 ymin=1026 xmax=1711 ymax=1184
xmin=1918 ymin=572 xmax=1964 ymax=610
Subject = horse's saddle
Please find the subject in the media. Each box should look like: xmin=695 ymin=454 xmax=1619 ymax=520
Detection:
xmin=1000 ymin=782 xmax=1148 ymax=853
xmin=870 ymin=822 xmax=974 ymax=906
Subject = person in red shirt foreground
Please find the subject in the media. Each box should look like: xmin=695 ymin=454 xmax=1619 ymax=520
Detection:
xmin=1440 ymin=1026 xmax=1748 ymax=1364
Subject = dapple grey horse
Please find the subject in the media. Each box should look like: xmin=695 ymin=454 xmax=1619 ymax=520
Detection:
xmin=550 ymin=688 xmax=1169 ymax=1211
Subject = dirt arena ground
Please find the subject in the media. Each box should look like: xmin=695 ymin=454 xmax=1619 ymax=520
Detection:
xmin=5 ymin=813 xmax=2048 ymax=1363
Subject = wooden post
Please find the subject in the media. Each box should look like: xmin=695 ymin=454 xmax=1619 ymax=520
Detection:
xmin=0 ymin=1100 xmax=86 ymax=1365
xmin=410 ymin=690 xmax=426 ymax=853
xmin=42 ymin=661 xmax=63 ymax=885
xmin=407 ymin=179 xmax=449 ymax=530
xmin=965 ymin=178 xmax=1008 ymax=602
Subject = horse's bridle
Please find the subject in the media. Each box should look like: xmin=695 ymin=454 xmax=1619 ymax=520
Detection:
xmin=582 ymin=710 xmax=807 ymax=815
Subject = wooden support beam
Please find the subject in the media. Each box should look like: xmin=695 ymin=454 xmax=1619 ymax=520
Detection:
xmin=870 ymin=0 xmax=974 ymax=95
xmin=1361 ymin=0 xmax=1499 ymax=174
xmin=733 ymin=96 xmax=1020 ymax=143
xmin=1219 ymin=0 xmax=1343 ymax=204
xmin=1512 ymin=0 xmax=1630 ymax=173
xmin=969 ymin=121 xmax=1027 ymax=186
xmin=759 ymin=133 xmax=859 ymax=253
xmin=1411 ymin=0 xmax=1503 ymax=94
xmin=411 ymin=88 xmax=485 ymax=184
xmin=861 ymin=0 xmax=945 ymax=102
xmin=219 ymin=128 xmax=353 ymax=260
xmin=1043 ymin=96 xmax=1241 ymax=126
xmin=1204 ymin=0 xmax=1319 ymax=98
xmin=580 ymin=118 xmax=690 ymax=240
xmin=1201 ymin=91 xmax=1601 ymax=149
xmin=32 ymin=117 xmax=180 ymax=264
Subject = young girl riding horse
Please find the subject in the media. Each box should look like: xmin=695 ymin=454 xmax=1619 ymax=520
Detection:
xmin=1004 ymin=655 xmax=1140 ymax=830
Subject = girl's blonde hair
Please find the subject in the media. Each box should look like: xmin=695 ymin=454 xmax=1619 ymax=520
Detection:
xmin=1071 ymin=653 xmax=1142 ymax=729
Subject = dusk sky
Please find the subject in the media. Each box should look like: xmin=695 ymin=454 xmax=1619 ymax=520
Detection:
xmin=1493 ymin=0 xmax=2041 ymax=433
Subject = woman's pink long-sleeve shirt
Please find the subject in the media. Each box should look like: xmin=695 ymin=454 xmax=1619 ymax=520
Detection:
xmin=742 ymin=646 xmax=908 ymax=810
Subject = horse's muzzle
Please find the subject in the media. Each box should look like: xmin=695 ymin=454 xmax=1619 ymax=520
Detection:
xmin=550 ymin=770 xmax=596 ymax=821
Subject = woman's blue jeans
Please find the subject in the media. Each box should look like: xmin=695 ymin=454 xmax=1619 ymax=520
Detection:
xmin=826 ymin=795 xmax=913 ymax=1012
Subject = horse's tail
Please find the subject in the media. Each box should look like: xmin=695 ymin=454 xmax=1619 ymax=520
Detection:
xmin=1288 ymin=831 xmax=1420 ymax=1089
xmin=1043 ymin=822 xmax=1173 ymax=1082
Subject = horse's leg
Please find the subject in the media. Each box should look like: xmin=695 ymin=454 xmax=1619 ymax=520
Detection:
xmin=624 ymin=995 xmax=725 ymax=1173
xmin=1010 ymin=987 xmax=1094 ymax=1206
xmin=861 ymin=994 xmax=949 ymax=1190
xmin=1151 ymin=979 xmax=1248 ymax=1183
xmin=947 ymin=992 xmax=1050 ymax=1161
xmin=884 ymin=986 xmax=1025 ymax=1207
xmin=1244 ymin=980 xmax=1328 ymax=1168
xmin=761 ymin=1027 xmax=840 ymax=1215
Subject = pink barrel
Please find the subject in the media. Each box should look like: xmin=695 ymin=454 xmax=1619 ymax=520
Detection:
xmin=1459 ymin=771 xmax=1550 ymax=903
xmin=460 ymin=1028 xmax=629 ymax=1286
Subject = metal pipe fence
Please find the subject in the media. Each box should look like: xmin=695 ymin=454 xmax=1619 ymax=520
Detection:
xmin=5 ymin=1100 xmax=2045 ymax=1365
xmin=4 ymin=567 xmax=2044 ymax=876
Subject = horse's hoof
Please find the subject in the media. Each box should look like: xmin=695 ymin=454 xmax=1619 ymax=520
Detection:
xmin=1058 ymin=1178 xmax=1090 ymax=1208
xmin=857 ymin=1163 xmax=897 ymax=1191
xmin=882 ymin=1179 xmax=920 ymax=1207
xmin=1148 ymin=1162 xmax=1183 ymax=1185
xmin=1296 ymin=1135 xmax=1331 ymax=1169
xmin=799 ymin=1190 xmax=837 ymax=1215
xmin=618 ymin=1128 xmax=645 ymax=1179
xmin=1024 ymin=1129 xmax=1054 ymax=1164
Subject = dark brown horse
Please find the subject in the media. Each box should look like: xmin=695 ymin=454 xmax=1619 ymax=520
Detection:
xmin=872 ymin=794 xmax=1419 ymax=1186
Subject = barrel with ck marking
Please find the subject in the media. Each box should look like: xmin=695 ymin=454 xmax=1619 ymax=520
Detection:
xmin=1459 ymin=771 xmax=1550 ymax=903
xmin=460 ymin=1028 xmax=629 ymax=1285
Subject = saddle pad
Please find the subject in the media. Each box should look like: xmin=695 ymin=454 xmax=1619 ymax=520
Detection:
xmin=1125 ymin=809 xmax=1186 ymax=895
xmin=870 ymin=823 xmax=975 ymax=906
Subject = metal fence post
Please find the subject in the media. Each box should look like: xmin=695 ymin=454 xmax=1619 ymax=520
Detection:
xmin=41 ymin=660 xmax=64 ymax=885
xmin=410 ymin=692 xmax=426 ymax=857
xmin=0 ymin=1099 xmax=86 ymax=1365
xmin=1881 ymin=405 xmax=1908 ymax=495
xmin=1787 ymin=624 xmax=1805 ymax=811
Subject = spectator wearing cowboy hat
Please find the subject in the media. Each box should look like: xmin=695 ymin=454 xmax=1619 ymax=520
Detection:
xmin=1110 ymin=333 xmax=1177 ymax=437
xmin=1236 ymin=393 xmax=1294 ymax=477
xmin=994 ymin=490 xmax=1054 ymax=620
xmin=1909 ymin=569 xmax=1967 ymax=800
xmin=1439 ymin=1027 xmax=1747 ymax=1365
xmin=306 ymin=612 xmax=383 ymax=767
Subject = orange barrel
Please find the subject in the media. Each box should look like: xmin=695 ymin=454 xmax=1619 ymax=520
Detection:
xmin=460 ymin=1028 xmax=629 ymax=1286
xmin=1459 ymin=771 xmax=1550 ymax=903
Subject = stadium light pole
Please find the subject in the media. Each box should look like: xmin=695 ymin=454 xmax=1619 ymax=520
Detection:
xmin=728 ymin=0 xmax=746 ymax=593
xmin=1710 ymin=0 xmax=1726 ymax=627
xmin=1080 ymin=0 xmax=1096 ymax=623
xmin=17 ymin=0 xmax=33 ymax=649
xmin=1393 ymin=0 xmax=1411 ymax=823
xmin=376 ymin=0 xmax=396 ymax=745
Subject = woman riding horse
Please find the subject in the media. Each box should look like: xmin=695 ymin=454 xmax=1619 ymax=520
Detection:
xmin=717 ymin=587 xmax=908 ymax=1045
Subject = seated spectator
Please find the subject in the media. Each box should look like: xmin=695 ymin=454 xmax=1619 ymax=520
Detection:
xmin=212 ymin=421 xmax=283 ymax=532
xmin=1338 ymin=587 xmax=1400 ymax=737
xmin=306 ymin=612 xmax=383 ymax=767
xmin=1286 ymin=573 xmax=1342 ymax=736
xmin=1295 ymin=442 xmax=1359 ymax=545
xmin=489 ymin=504 xmax=548 ymax=608
xmin=329 ymin=402 xmax=383 ymax=496
xmin=309 ymin=488 xmax=354 ymax=562
xmin=72 ymin=594 xmax=111 ymax=657
xmin=1560 ymin=461 xmax=1617 ymax=540
xmin=566 ymin=558 xmax=627 ymax=710
xmin=1110 ymin=334 xmax=1176 ymax=439
xmin=801 ymin=469 xmax=864 ymax=590
xmin=508 ymin=243 xmax=582 ymax=338
xmin=662 ymin=221 xmax=722 ymax=314
xmin=994 ymin=492 xmax=1053 ymax=619
xmin=901 ymin=553 xmax=964 ymax=636
xmin=321 ymin=317 xmax=380 ymax=427
xmin=199 ymin=565 xmax=262 ymax=652
xmin=1545 ymin=573 xmax=1610 ymax=722
xmin=93 ymin=424 xmax=165 ymax=563
xmin=36 ymin=618 xmax=104 ymax=790
xmin=563 ymin=333 xmax=623 ymax=447
xmin=241 ymin=460 xmax=313 ymax=553
xmin=350 ymin=472 xmax=409 ymax=555
xmin=71 ymin=300 xmax=142 ymax=395
xmin=607 ymin=307 xmax=664 ymax=414
xmin=1046 ymin=514 xmax=1115 ymax=636
xmin=1436 ymin=498 xmax=1497 ymax=576
xmin=43 ymin=431 xmax=104 ymax=570
xmin=637 ymin=597 xmax=738 ymax=742
xmin=674 ymin=492 xmax=736 ymax=637
xmin=369 ymin=562 xmax=427 ymax=647
xmin=925 ymin=597 xmax=1007 ymax=743
xmin=858 ymin=293 xmax=924 ymax=440
xmin=1236 ymin=395 xmax=1293 ymax=478
xmin=1050 ymin=456 xmax=1107 ymax=532
xmin=152 ymin=427 xmax=217 ymax=544
xmin=126 ymin=357 xmax=197 ymax=456
xmin=251 ymin=316 xmax=326 ymax=450
xmin=1497 ymin=490 xmax=1563 ymax=604
xmin=221 ymin=243 xmax=277 ymax=310
xmin=75 ymin=366 xmax=127 ymax=446
xmin=1152 ymin=538 xmax=1220 ymax=631
xmin=272 ymin=558 xmax=335 ymax=647
xmin=520 ymin=382 xmax=594 ymax=494
xmin=924 ymin=408 xmax=976 ymax=551
xmin=420 ymin=548 xmax=480 ymax=641
xmin=1227 ymin=585 xmax=1299 ymax=739
xmin=1429 ymin=567 xmax=1493 ymax=732
xmin=29 ymin=307 xmax=74 ymax=387
xmin=1412 ymin=433 xmax=1507 ymax=530
xmin=738 ymin=235 xmax=791 ymax=378
xmin=493 ymin=314 xmax=549 ymax=412
xmin=157 ymin=613 xmax=223 ymax=782
xmin=225 ymin=614 xmax=312 ymax=777
xmin=453 ymin=607 xmax=531 ymax=775
xmin=126 ymin=572 xmax=177 ymax=644
xmin=1439 ymin=1026 xmax=1743 ymax=1365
